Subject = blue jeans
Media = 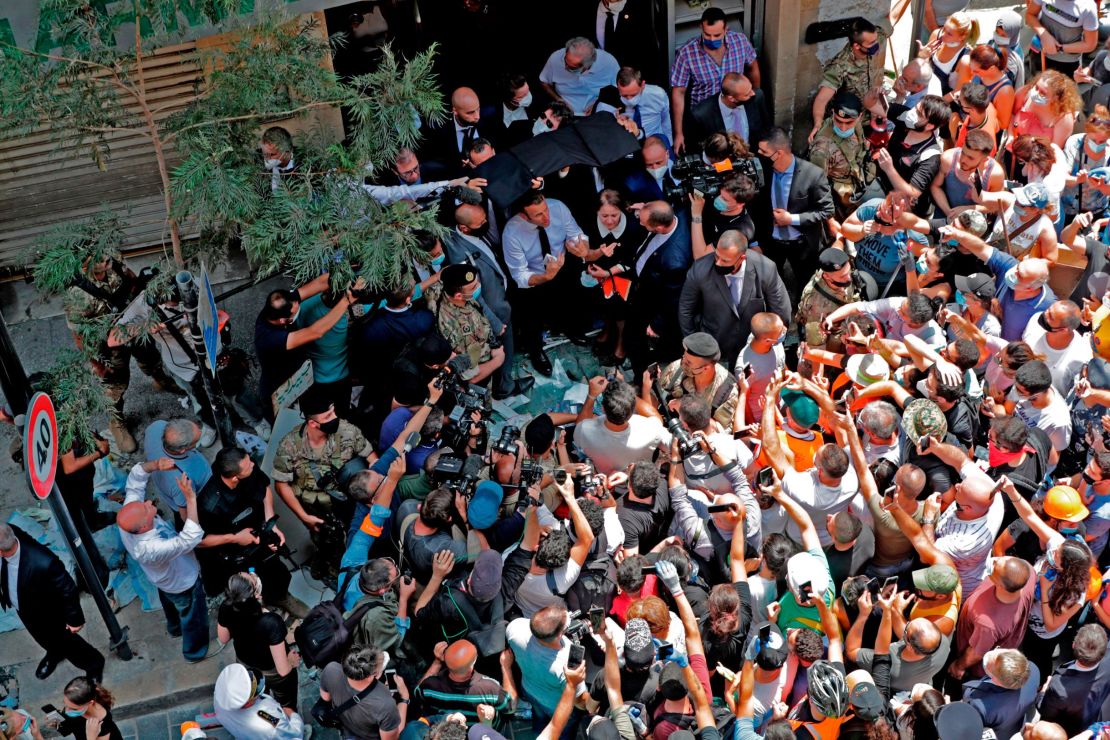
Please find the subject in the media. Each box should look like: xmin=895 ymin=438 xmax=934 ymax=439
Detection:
xmin=159 ymin=578 xmax=209 ymax=661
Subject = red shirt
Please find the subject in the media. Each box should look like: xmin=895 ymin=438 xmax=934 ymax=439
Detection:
xmin=954 ymin=570 xmax=1035 ymax=678
xmin=609 ymin=575 xmax=660 ymax=626
xmin=651 ymin=654 xmax=713 ymax=740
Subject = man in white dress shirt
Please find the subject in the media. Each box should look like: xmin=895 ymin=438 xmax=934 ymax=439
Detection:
xmin=118 ymin=458 xmax=209 ymax=662
xmin=616 ymin=66 xmax=672 ymax=143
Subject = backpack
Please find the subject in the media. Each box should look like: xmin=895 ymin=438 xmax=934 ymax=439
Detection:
xmin=294 ymin=566 xmax=373 ymax=667
xmin=546 ymin=530 xmax=617 ymax=614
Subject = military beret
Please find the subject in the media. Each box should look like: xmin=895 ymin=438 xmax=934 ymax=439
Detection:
xmin=440 ymin=263 xmax=478 ymax=293
xmin=682 ymin=332 xmax=720 ymax=360
xmin=818 ymin=248 xmax=850 ymax=272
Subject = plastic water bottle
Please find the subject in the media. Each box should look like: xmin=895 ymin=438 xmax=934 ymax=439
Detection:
xmin=181 ymin=721 xmax=208 ymax=739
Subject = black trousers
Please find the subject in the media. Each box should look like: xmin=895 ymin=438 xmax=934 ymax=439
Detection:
xmin=513 ymin=270 xmax=588 ymax=355
xmin=25 ymin=616 xmax=105 ymax=679
xmin=765 ymin=236 xmax=817 ymax=306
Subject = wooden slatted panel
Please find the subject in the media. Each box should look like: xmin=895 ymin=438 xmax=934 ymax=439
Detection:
xmin=0 ymin=41 xmax=203 ymax=270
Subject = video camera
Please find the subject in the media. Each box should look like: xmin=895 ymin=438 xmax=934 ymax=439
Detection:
xmin=573 ymin=464 xmax=606 ymax=498
xmin=223 ymin=516 xmax=296 ymax=573
xmin=432 ymin=453 xmax=485 ymax=497
xmin=664 ymin=155 xmax=764 ymax=201
xmin=651 ymin=377 xmax=700 ymax=460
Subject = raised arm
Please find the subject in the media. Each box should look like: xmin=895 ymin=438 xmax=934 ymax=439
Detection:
xmin=657 ymin=560 xmax=704 ymax=658
xmin=999 ymin=474 xmax=1058 ymax=547
xmin=885 ymin=492 xmax=955 ymax=570
xmin=762 ymin=469 xmax=820 ymax=552
xmin=561 ymin=477 xmax=596 ymax=567
xmin=815 ymin=595 xmax=843 ymax=664
xmin=845 ymin=589 xmax=874 ymax=662
xmin=761 ymin=374 xmax=791 ymax=477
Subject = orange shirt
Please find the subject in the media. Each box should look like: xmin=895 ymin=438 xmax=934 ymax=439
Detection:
xmin=950 ymin=105 xmax=1000 ymax=156
xmin=757 ymin=429 xmax=825 ymax=471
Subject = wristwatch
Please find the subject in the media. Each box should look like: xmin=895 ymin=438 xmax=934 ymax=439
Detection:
xmin=691 ymin=216 xmax=703 ymax=224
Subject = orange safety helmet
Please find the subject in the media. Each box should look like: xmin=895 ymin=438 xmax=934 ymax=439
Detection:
xmin=1044 ymin=485 xmax=1090 ymax=523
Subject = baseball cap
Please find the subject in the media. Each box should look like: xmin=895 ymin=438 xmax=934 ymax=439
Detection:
xmin=468 ymin=549 xmax=503 ymax=602
xmin=955 ymin=208 xmax=988 ymax=237
xmin=845 ymin=354 xmax=890 ymax=387
xmin=786 ymin=551 xmax=830 ymax=602
xmin=848 ymin=680 xmax=885 ymax=721
xmin=623 ymin=618 xmax=655 ymax=669
xmin=1014 ymin=183 xmax=1049 ymax=210
xmin=781 ymin=389 xmax=820 ymax=428
xmin=912 ymin=564 xmax=959 ymax=594
xmin=901 ymin=398 xmax=948 ymax=445
xmin=954 ymin=273 xmax=996 ymax=300
xmin=468 ymin=480 xmax=504 ymax=530
xmin=818 ymin=247 xmax=850 ymax=272
xmin=933 ymin=702 xmax=984 ymax=740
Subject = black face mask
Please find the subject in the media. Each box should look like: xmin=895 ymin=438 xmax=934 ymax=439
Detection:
xmin=469 ymin=222 xmax=490 ymax=239
xmin=1037 ymin=312 xmax=1055 ymax=333
xmin=827 ymin=276 xmax=853 ymax=288
xmin=713 ymin=262 xmax=736 ymax=275
xmin=317 ymin=418 xmax=341 ymax=435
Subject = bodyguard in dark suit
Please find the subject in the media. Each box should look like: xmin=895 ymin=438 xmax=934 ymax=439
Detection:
xmin=620 ymin=136 xmax=681 ymax=206
xmin=753 ymin=128 xmax=834 ymax=304
xmin=625 ymin=200 xmax=694 ymax=373
xmin=443 ymin=203 xmax=534 ymax=399
xmin=420 ymin=87 xmax=496 ymax=179
xmin=678 ymin=230 xmax=791 ymax=366
xmin=484 ymin=73 xmax=542 ymax=151
xmin=685 ymin=73 xmax=769 ymax=151
xmin=0 ymin=524 xmax=104 ymax=681
xmin=579 ymin=0 xmax=661 ymax=83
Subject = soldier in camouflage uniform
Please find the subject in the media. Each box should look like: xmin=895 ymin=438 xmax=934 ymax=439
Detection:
xmin=651 ymin=333 xmax=739 ymax=428
xmin=809 ymin=18 xmax=890 ymax=143
xmin=808 ymin=92 xmax=874 ymax=222
xmin=796 ymin=247 xmax=865 ymax=353
xmin=272 ymin=392 xmax=373 ymax=579
xmin=64 ymin=253 xmax=178 ymax=453
xmin=429 ymin=264 xmax=506 ymax=384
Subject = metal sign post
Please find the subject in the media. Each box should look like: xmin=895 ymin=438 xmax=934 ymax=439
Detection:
xmin=175 ymin=270 xmax=233 ymax=447
xmin=0 ymin=329 xmax=132 ymax=660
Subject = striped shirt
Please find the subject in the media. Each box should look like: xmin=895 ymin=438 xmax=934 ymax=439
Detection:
xmin=414 ymin=671 xmax=511 ymax=728
xmin=934 ymin=492 xmax=1005 ymax=596
xmin=670 ymin=30 xmax=757 ymax=104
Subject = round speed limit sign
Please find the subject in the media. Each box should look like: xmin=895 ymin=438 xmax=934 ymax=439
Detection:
xmin=24 ymin=392 xmax=58 ymax=500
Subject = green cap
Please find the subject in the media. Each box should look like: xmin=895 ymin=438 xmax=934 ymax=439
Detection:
xmin=912 ymin=564 xmax=959 ymax=595
xmin=781 ymin=389 xmax=820 ymax=428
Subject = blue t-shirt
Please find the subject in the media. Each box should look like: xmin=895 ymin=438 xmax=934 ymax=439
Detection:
xmin=379 ymin=406 xmax=415 ymax=453
xmin=851 ymin=199 xmax=929 ymax=286
xmin=986 ymin=248 xmax=1057 ymax=340
xmin=293 ymin=294 xmax=349 ymax=383
xmin=143 ymin=420 xmax=212 ymax=510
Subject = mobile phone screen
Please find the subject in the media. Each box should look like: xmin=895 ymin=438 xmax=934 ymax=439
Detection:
xmin=589 ymin=606 xmax=604 ymax=631
xmin=757 ymin=467 xmax=774 ymax=489
xmin=882 ymin=576 xmax=898 ymax=596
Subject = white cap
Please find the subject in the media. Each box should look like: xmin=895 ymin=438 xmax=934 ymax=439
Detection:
xmin=214 ymin=664 xmax=254 ymax=711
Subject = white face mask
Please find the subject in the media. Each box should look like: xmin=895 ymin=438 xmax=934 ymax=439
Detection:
xmin=621 ymin=93 xmax=642 ymax=108
xmin=646 ymin=163 xmax=669 ymax=179
xmin=900 ymin=107 xmax=922 ymax=130
xmin=263 ymin=158 xmax=283 ymax=170
xmin=516 ymin=92 xmax=533 ymax=108
xmin=943 ymin=40 xmax=962 ymax=48
xmin=532 ymin=118 xmax=552 ymax=136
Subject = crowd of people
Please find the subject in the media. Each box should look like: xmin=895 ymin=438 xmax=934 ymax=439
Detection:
xmin=20 ymin=0 xmax=1110 ymax=738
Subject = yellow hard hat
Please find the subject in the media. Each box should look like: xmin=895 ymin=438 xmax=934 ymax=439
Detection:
xmin=1044 ymin=485 xmax=1089 ymax=523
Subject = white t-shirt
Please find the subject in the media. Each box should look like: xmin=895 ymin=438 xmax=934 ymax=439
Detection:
xmin=748 ymin=573 xmax=779 ymax=621
xmin=934 ymin=489 xmax=1004 ymax=596
xmin=514 ymin=559 xmax=583 ymax=618
xmin=859 ymin=298 xmax=946 ymax=348
xmin=1023 ymin=315 xmax=1093 ymax=396
xmin=781 ymin=467 xmax=860 ymax=548
xmin=1008 ymin=386 xmax=1074 ymax=452
xmin=736 ymin=339 xmax=786 ymax=420
xmin=682 ymin=432 xmax=755 ymax=495
xmin=575 ymin=414 xmax=671 ymax=475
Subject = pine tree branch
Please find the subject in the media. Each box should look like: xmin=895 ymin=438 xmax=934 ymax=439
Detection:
xmin=164 ymin=100 xmax=345 ymax=142
xmin=76 ymin=125 xmax=151 ymax=138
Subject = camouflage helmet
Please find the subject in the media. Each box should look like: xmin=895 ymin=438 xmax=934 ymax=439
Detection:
xmin=901 ymin=398 xmax=947 ymax=445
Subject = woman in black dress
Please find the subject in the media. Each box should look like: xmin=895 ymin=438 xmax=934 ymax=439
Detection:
xmin=216 ymin=572 xmax=300 ymax=710
xmin=583 ymin=189 xmax=644 ymax=366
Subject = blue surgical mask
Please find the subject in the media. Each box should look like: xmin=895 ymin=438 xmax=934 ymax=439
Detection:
xmin=64 ymin=709 xmax=86 ymax=718
xmin=702 ymin=37 xmax=723 ymax=50
xmin=712 ymin=195 xmax=729 ymax=212
xmin=863 ymin=42 xmax=881 ymax=56
xmin=1090 ymin=139 xmax=1108 ymax=153
xmin=1030 ymin=91 xmax=1049 ymax=107
xmin=832 ymin=123 xmax=855 ymax=139
xmin=430 ymin=254 xmax=446 ymax=269
xmin=915 ymin=255 xmax=929 ymax=274
xmin=412 ymin=284 xmax=423 ymax=301
xmin=954 ymin=289 xmax=967 ymax=307
xmin=1003 ymin=266 xmax=1020 ymax=289
xmin=469 ymin=285 xmax=482 ymax=301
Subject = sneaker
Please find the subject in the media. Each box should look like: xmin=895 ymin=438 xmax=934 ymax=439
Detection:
xmin=199 ymin=424 xmax=217 ymax=448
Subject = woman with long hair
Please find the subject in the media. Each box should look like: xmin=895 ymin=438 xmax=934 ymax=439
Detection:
xmin=919 ymin=12 xmax=979 ymax=96
xmin=54 ymin=677 xmax=122 ymax=740
xmin=216 ymin=572 xmax=301 ymax=710
xmin=1010 ymin=71 xmax=1084 ymax=150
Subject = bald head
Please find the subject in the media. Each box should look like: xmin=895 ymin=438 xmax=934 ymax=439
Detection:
xmin=1022 ymin=721 xmax=1067 ymax=740
xmin=956 ymin=474 xmax=997 ymax=516
xmin=895 ymin=464 xmax=926 ymax=498
xmin=641 ymin=200 xmax=675 ymax=231
xmin=750 ymin=312 xmax=782 ymax=339
xmin=1016 ymin=258 xmax=1050 ymax=287
xmin=721 ymin=73 xmax=753 ymax=104
xmin=1048 ymin=300 xmax=1082 ymax=331
xmin=452 ymin=87 xmax=481 ymax=125
xmin=455 ymin=203 xmax=485 ymax=229
xmin=904 ymin=618 xmax=941 ymax=656
xmin=997 ymin=556 xmax=1033 ymax=592
xmin=445 ymin=639 xmax=478 ymax=677
xmin=117 ymin=500 xmax=155 ymax=535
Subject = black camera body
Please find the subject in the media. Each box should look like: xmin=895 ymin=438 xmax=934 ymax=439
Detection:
xmin=432 ymin=453 xmax=485 ymax=497
xmin=573 ymin=465 xmax=606 ymax=497
xmin=493 ymin=425 xmax=521 ymax=456
xmin=651 ymin=378 xmax=700 ymax=459
xmin=664 ymin=155 xmax=764 ymax=201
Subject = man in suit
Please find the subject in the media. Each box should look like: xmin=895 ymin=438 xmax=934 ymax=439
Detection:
xmin=443 ymin=203 xmax=535 ymax=399
xmin=685 ymin=73 xmax=769 ymax=151
xmin=582 ymin=0 xmax=661 ymax=83
xmin=421 ymin=87 xmax=494 ymax=179
xmin=626 ymin=200 xmax=694 ymax=373
xmin=678 ymin=230 xmax=791 ymax=366
xmin=0 ymin=523 xmax=104 ymax=681
xmin=753 ymin=127 xmax=834 ymax=305
xmin=621 ymin=136 xmax=682 ymax=207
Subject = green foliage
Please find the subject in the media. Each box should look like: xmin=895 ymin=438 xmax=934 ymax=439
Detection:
xmin=29 ymin=210 xmax=129 ymax=297
xmin=38 ymin=349 xmax=115 ymax=453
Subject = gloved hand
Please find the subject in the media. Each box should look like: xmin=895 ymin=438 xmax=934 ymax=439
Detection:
xmin=665 ymin=649 xmax=689 ymax=668
xmin=656 ymin=560 xmax=683 ymax=598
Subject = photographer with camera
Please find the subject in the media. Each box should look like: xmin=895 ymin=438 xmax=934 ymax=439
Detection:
xmin=197 ymin=446 xmax=304 ymax=617
xmin=689 ymin=172 xmax=759 ymax=261
xmin=272 ymin=390 xmax=374 ymax=581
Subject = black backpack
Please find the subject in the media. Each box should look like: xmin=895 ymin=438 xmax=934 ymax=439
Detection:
xmin=546 ymin=530 xmax=617 ymax=614
xmin=294 ymin=566 xmax=373 ymax=667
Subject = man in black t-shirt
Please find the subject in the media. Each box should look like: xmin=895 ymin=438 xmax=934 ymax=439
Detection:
xmin=254 ymin=272 xmax=358 ymax=419
xmin=197 ymin=446 xmax=293 ymax=607
xmin=1064 ymin=214 xmax=1110 ymax=304
xmin=878 ymin=97 xmax=948 ymax=216
xmin=616 ymin=462 xmax=673 ymax=556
